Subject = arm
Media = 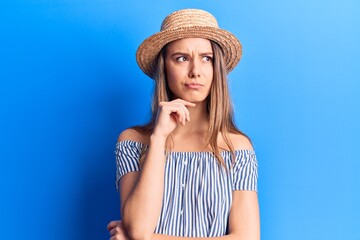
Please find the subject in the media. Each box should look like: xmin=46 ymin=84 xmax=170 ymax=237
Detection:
xmin=120 ymin=99 xmax=195 ymax=240
xmin=120 ymin=134 xmax=167 ymax=240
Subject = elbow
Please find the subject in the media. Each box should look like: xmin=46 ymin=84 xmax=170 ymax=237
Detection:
xmin=121 ymin=203 xmax=157 ymax=240
xmin=128 ymin=229 xmax=152 ymax=240
xmin=122 ymin=218 xmax=153 ymax=240
xmin=126 ymin=227 xmax=152 ymax=240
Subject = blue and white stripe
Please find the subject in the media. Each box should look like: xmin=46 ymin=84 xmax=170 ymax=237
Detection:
xmin=115 ymin=140 xmax=258 ymax=237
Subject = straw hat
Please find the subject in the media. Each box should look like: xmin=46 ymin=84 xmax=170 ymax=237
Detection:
xmin=136 ymin=9 xmax=242 ymax=79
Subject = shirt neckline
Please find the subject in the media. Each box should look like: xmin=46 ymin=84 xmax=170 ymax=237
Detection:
xmin=117 ymin=139 xmax=255 ymax=154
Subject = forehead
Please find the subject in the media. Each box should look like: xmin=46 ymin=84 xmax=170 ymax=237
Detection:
xmin=166 ymin=38 xmax=213 ymax=53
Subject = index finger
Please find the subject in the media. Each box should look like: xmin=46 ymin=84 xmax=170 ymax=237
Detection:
xmin=173 ymin=98 xmax=196 ymax=107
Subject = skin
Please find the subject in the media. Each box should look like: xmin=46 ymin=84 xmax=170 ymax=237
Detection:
xmin=107 ymin=38 xmax=260 ymax=240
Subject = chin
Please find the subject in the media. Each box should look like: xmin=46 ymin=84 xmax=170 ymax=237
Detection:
xmin=184 ymin=96 xmax=208 ymax=103
xmin=172 ymin=92 xmax=209 ymax=103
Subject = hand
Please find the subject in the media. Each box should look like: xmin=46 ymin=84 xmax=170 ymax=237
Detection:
xmin=107 ymin=220 xmax=130 ymax=240
xmin=153 ymin=99 xmax=196 ymax=138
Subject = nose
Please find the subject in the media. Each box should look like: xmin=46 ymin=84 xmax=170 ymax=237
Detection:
xmin=188 ymin=59 xmax=201 ymax=78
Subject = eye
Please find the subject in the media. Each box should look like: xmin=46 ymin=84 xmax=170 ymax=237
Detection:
xmin=176 ymin=56 xmax=188 ymax=62
xmin=203 ymin=56 xmax=213 ymax=62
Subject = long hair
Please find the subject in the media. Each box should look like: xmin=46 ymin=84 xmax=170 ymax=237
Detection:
xmin=132 ymin=41 xmax=251 ymax=166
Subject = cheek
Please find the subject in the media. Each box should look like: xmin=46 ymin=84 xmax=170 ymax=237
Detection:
xmin=166 ymin=69 xmax=176 ymax=83
xmin=165 ymin=64 xmax=184 ymax=85
xmin=205 ymin=65 xmax=214 ymax=83
xmin=164 ymin=65 xmax=180 ymax=95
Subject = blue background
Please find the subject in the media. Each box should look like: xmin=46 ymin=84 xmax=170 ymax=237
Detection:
xmin=1 ymin=0 xmax=359 ymax=239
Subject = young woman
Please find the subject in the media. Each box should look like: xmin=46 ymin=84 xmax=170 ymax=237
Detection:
xmin=107 ymin=9 xmax=260 ymax=240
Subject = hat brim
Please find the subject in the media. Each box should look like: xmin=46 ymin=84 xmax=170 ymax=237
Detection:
xmin=136 ymin=26 xmax=242 ymax=79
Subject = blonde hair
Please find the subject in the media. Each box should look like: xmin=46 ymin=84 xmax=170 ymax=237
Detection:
xmin=133 ymin=41 xmax=251 ymax=166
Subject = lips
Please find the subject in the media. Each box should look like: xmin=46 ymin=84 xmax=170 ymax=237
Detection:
xmin=185 ymin=83 xmax=203 ymax=89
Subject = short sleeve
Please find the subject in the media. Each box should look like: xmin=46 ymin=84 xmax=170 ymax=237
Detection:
xmin=232 ymin=150 xmax=258 ymax=192
xmin=115 ymin=140 xmax=145 ymax=191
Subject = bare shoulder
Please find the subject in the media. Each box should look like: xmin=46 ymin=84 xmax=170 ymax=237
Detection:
xmin=117 ymin=128 xmax=150 ymax=145
xmin=228 ymin=133 xmax=254 ymax=151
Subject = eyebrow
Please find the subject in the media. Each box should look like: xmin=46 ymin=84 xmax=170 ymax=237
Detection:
xmin=170 ymin=51 xmax=214 ymax=57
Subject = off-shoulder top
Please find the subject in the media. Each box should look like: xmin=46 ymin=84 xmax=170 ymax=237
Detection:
xmin=115 ymin=140 xmax=258 ymax=237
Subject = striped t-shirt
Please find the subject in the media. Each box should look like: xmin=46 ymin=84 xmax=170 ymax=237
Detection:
xmin=115 ymin=140 xmax=258 ymax=238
